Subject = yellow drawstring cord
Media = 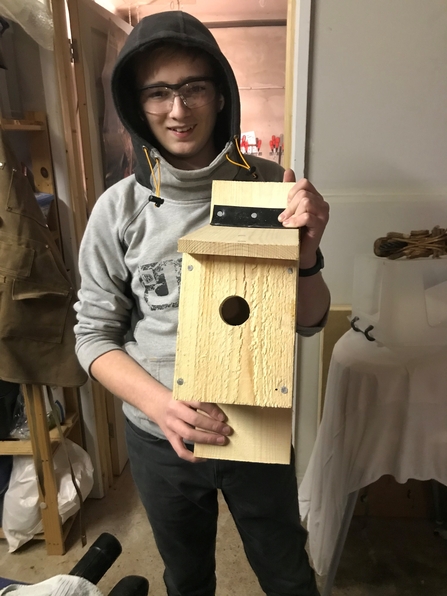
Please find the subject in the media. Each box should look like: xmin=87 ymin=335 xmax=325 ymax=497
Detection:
xmin=143 ymin=138 xmax=257 ymax=193
xmin=143 ymin=146 xmax=161 ymax=196
xmin=225 ymin=136 xmax=257 ymax=177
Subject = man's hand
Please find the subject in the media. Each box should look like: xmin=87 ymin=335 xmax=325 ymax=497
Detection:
xmin=90 ymin=351 xmax=233 ymax=464
xmin=154 ymin=395 xmax=233 ymax=463
xmin=279 ymin=169 xmax=329 ymax=269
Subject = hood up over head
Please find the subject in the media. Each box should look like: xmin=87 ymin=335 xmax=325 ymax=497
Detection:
xmin=111 ymin=11 xmax=241 ymax=187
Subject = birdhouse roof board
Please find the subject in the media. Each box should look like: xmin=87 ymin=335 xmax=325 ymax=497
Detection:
xmin=178 ymin=224 xmax=299 ymax=260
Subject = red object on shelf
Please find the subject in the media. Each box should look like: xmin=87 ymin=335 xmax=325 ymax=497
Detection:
xmin=240 ymin=135 xmax=249 ymax=152
xmin=270 ymin=135 xmax=280 ymax=152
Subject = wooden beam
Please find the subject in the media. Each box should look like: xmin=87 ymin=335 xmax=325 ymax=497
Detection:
xmin=24 ymin=384 xmax=65 ymax=555
xmin=66 ymin=0 xmax=103 ymax=214
xmin=0 ymin=118 xmax=45 ymax=131
xmin=0 ymin=411 xmax=79 ymax=456
xmin=51 ymin=0 xmax=88 ymax=248
xmin=283 ymin=0 xmax=297 ymax=170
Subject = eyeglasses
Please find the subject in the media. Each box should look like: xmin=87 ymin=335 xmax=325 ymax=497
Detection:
xmin=139 ymin=77 xmax=217 ymax=115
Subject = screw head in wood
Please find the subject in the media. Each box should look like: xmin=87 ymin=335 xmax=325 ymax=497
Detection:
xmin=177 ymin=378 xmax=184 ymax=385
xmin=281 ymin=386 xmax=288 ymax=394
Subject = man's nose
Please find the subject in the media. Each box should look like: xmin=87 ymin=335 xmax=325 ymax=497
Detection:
xmin=169 ymin=93 xmax=190 ymax=116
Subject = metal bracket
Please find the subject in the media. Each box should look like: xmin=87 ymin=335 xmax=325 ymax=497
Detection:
xmin=211 ymin=205 xmax=284 ymax=229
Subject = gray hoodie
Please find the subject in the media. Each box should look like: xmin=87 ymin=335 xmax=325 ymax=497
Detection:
xmin=74 ymin=11 xmax=324 ymax=439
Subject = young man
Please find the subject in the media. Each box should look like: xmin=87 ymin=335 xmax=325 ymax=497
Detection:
xmin=75 ymin=10 xmax=330 ymax=596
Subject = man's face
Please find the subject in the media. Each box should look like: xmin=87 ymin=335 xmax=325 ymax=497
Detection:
xmin=136 ymin=52 xmax=222 ymax=170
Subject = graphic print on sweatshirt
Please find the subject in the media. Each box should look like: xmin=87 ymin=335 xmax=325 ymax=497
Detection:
xmin=138 ymin=258 xmax=182 ymax=310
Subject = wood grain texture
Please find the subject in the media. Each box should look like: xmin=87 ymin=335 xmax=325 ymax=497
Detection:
xmin=24 ymin=384 xmax=65 ymax=554
xmin=173 ymin=253 xmax=297 ymax=407
xmin=283 ymin=0 xmax=297 ymax=170
xmin=174 ymin=180 xmax=299 ymax=462
xmin=319 ymin=305 xmax=352 ymax=418
xmin=51 ymin=0 xmax=88 ymax=247
xmin=194 ymin=404 xmax=293 ymax=465
xmin=210 ymin=180 xmax=295 ymax=214
xmin=178 ymin=224 xmax=299 ymax=260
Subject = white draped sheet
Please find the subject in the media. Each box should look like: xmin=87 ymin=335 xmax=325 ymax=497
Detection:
xmin=299 ymin=330 xmax=447 ymax=576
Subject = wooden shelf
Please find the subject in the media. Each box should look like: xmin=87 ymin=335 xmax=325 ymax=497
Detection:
xmin=0 ymin=110 xmax=63 ymax=257
xmin=0 ymin=117 xmax=45 ymax=131
xmin=0 ymin=512 xmax=79 ymax=543
xmin=0 ymin=109 xmax=80 ymax=554
xmin=0 ymin=412 xmax=79 ymax=456
xmin=0 ymin=384 xmax=83 ymax=554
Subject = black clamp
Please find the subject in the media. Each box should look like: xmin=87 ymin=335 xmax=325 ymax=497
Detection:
xmin=350 ymin=316 xmax=376 ymax=342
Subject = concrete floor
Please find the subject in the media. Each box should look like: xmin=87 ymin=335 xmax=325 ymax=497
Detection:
xmin=0 ymin=464 xmax=446 ymax=595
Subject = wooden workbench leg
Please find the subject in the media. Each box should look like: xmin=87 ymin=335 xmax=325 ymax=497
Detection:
xmin=23 ymin=384 xmax=65 ymax=555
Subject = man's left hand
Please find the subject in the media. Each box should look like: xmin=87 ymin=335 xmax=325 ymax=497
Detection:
xmin=279 ymin=169 xmax=329 ymax=269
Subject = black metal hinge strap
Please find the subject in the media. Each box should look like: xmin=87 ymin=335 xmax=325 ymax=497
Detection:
xmin=211 ymin=205 xmax=284 ymax=229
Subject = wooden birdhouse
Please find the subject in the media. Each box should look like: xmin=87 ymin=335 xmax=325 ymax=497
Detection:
xmin=173 ymin=180 xmax=299 ymax=464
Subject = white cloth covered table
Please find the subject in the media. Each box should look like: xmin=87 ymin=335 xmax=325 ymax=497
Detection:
xmin=299 ymin=330 xmax=447 ymax=576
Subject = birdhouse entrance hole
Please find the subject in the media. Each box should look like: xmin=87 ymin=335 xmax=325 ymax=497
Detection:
xmin=219 ymin=295 xmax=250 ymax=326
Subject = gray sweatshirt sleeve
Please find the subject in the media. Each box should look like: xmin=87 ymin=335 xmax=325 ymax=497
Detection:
xmin=296 ymin=309 xmax=329 ymax=337
xmin=74 ymin=189 xmax=134 ymax=374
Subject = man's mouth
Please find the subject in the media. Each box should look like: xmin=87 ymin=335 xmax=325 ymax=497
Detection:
xmin=169 ymin=125 xmax=195 ymax=133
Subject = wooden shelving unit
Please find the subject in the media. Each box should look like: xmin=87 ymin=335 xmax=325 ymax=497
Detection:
xmin=0 ymin=111 xmax=63 ymax=255
xmin=0 ymin=385 xmax=83 ymax=554
xmin=0 ymin=112 xmax=83 ymax=555
xmin=0 ymin=411 xmax=79 ymax=457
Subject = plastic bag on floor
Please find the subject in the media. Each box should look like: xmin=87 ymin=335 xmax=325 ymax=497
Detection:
xmin=0 ymin=0 xmax=54 ymax=51
xmin=2 ymin=440 xmax=94 ymax=552
xmin=0 ymin=575 xmax=103 ymax=596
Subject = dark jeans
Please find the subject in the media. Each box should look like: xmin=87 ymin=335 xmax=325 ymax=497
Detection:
xmin=125 ymin=419 xmax=319 ymax=596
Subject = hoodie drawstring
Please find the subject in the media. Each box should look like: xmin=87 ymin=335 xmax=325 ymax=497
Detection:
xmin=143 ymin=146 xmax=164 ymax=207
xmin=143 ymin=146 xmax=161 ymax=194
xmin=142 ymin=138 xmax=258 ymax=201
xmin=226 ymin=136 xmax=258 ymax=179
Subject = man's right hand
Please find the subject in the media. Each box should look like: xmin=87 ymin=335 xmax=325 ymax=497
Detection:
xmin=90 ymin=351 xmax=232 ymax=463
xmin=154 ymin=394 xmax=233 ymax=463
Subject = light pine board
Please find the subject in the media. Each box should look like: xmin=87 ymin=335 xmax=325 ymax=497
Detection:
xmin=178 ymin=224 xmax=299 ymax=261
xmin=211 ymin=180 xmax=295 ymax=214
xmin=175 ymin=180 xmax=298 ymax=462
xmin=318 ymin=305 xmax=352 ymax=418
xmin=194 ymin=404 xmax=293 ymax=465
xmin=23 ymin=384 xmax=65 ymax=554
xmin=173 ymin=253 xmax=297 ymax=408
